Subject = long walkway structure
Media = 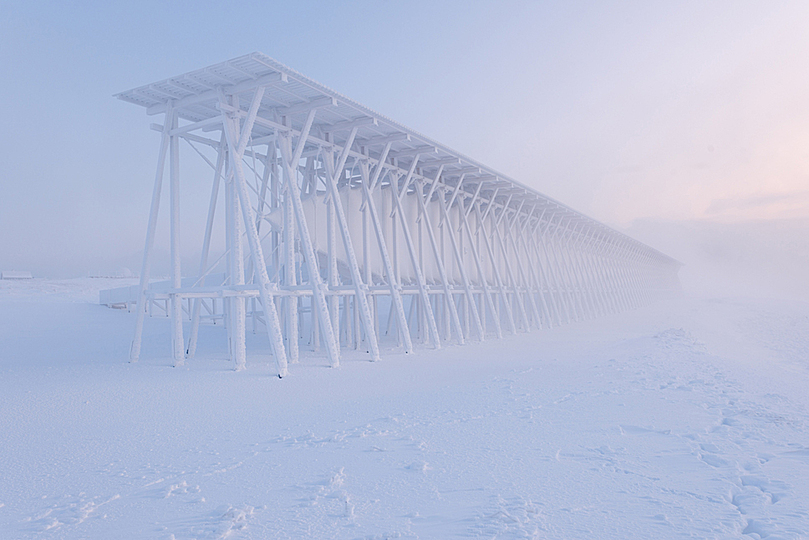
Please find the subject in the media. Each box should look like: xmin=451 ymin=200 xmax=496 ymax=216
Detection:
xmin=118 ymin=52 xmax=681 ymax=375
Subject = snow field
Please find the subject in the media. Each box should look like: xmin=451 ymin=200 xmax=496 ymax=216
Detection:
xmin=1 ymin=279 xmax=808 ymax=538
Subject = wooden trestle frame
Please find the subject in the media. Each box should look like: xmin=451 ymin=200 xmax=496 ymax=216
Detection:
xmin=118 ymin=53 xmax=681 ymax=375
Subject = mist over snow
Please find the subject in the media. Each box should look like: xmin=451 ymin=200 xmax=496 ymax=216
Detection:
xmin=625 ymin=218 xmax=809 ymax=302
xmin=2 ymin=279 xmax=809 ymax=538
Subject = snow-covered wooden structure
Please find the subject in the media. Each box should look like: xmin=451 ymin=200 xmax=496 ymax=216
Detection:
xmin=1 ymin=271 xmax=33 ymax=280
xmin=117 ymin=52 xmax=680 ymax=375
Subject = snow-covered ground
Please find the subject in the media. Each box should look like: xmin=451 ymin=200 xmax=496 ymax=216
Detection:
xmin=1 ymin=279 xmax=808 ymax=539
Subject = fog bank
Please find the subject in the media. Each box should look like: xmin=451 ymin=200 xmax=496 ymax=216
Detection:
xmin=626 ymin=218 xmax=809 ymax=302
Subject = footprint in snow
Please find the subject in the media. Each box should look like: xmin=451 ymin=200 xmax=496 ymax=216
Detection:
xmin=698 ymin=452 xmax=729 ymax=468
xmin=405 ymin=460 xmax=430 ymax=473
xmin=192 ymin=504 xmax=254 ymax=540
xmin=619 ymin=425 xmax=671 ymax=436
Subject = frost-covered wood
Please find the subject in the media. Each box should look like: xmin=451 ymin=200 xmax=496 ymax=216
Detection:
xmin=1 ymin=271 xmax=33 ymax=280
xmin=114 ymin=53 xmax=682 ymax=373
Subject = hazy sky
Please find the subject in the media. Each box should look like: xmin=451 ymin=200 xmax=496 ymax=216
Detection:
xmin=1 ymin=1 xmax=808 ymax=278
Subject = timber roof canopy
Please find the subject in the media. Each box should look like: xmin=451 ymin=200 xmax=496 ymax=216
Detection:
xmin=117 ymin=52 xmax=678 ymax=266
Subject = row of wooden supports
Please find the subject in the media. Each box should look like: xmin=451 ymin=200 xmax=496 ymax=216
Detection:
xmin=129 ymin=89 xmax=680 ymax=376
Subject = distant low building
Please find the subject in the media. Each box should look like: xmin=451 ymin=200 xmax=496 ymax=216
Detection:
xmin=1 ymin=271 xmax=33 ymax=279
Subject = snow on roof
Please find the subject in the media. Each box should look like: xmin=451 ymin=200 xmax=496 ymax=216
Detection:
xmin=1 ymin=271 xmax=33 ymax=280
xmin=117 ymin=52 xmax=679 ymax=266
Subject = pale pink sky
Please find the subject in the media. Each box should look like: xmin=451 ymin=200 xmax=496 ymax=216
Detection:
xmin=1 ymin=1 xmax=807 ymax=277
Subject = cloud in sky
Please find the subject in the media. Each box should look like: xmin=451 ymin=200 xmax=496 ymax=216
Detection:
xmin=705 ymin=191 xmax=809 ymax=220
